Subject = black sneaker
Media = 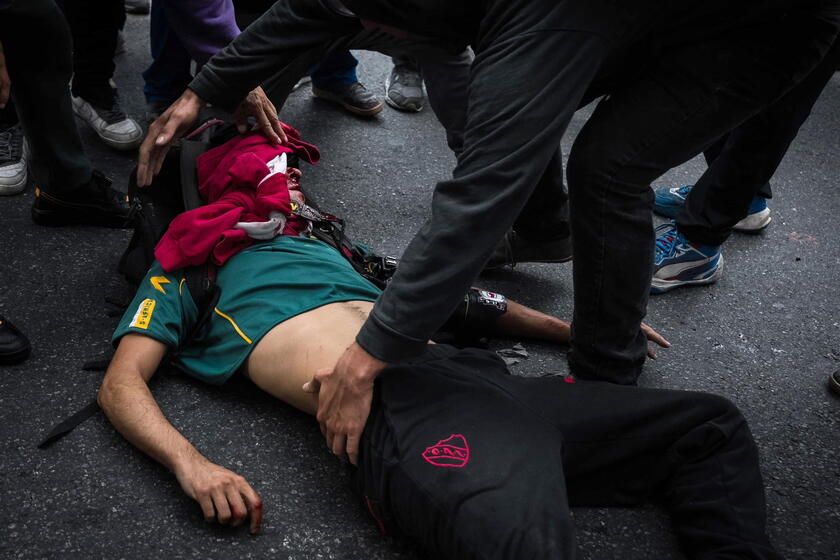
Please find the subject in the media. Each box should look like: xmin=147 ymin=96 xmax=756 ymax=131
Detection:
xmin=0 ymin=315 xmax=31 ymax=365
xmin=484 ymin=229 xmax=573 ymax=270
xmin=31 ymin=170 xmax=132 ymax=228
xmin=312 ymin=82 xmax=384 ymax=117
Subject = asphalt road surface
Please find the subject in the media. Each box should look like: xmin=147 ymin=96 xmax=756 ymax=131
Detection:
xmin=1 ymin=13 xmax=839 ymax=560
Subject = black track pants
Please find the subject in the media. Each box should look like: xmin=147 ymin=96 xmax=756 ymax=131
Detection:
xmin=357 ymin=346 xmax=780 ymax=560
xmin=677 ymin=35 xmax=840 ymax=247
xmin=0 ymin=0 xmax=94 ymax=193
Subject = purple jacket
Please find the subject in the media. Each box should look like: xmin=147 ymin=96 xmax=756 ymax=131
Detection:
xmin=160 ymin=0 xmax=240 ymax=66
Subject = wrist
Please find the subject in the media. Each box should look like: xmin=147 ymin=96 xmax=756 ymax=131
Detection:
xmin=170 ymin=446 xmax=206 ymax=478
xmin=183 ymin=88 xmax=207 ymax=108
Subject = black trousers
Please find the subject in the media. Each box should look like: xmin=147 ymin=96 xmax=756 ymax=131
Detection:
xmin=357 ymin=345 xmax=780 ymax=560
xmin=0 ymin=0 xmax=93 ymax=193
xmin=57 ymin=0 xmax=125 ymax=107
xmin=676 ymin=35 xmax=840 ymax=247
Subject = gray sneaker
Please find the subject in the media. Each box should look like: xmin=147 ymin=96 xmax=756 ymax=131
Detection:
xmin=0 ymin=125 xmax=28 ymax=196
xmin=72 ymin=93 xmax=143 ymax=151
xmin=312 ymin=82 xmax=384 ymax=117
xmin=385 ymin=64 xmax=425 ymax=112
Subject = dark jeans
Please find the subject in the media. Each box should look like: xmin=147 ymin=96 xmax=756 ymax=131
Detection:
xmin=143 ymin=0 xmax=194 ymax=106
xmin=677 ymin=35 xmax=840 ymax=247
xmin=57 ymin=0 xmax=125 ymax=107
xmin=358 ymin=345 xmax=780 ymax=559
xmin=0 ymin=0 xmax=93 ymax=193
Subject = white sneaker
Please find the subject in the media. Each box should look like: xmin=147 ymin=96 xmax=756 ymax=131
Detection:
xmin=0 ymin=125 xmax=28 ymax=195
xmin=71 ymin=93 xmax=142 ymax=151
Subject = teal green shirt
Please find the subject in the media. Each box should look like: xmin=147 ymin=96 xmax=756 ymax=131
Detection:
xmin=113 ymin=236 xmax=382 ymax=385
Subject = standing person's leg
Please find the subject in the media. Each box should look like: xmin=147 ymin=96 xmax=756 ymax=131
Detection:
xmin=0 ymin=0 xmax=131 ymax=226
xmin=355 ymin=26 xmax=611 ymax=362
xmin=509 ymin=374 xmax=781 ymax=559
xmin=677 ymin=35 xmax=840 ymax=247
xmin=59 ymin=0 xmax=124 ymax=107
xmin=566 ymin=11 xmax=837 ymax=383
xmin=357 ymin=347 xmax=579 ymax=559
xmin=406 ymin=44 xmax=571 ymax=268
xmin=59 ymin=0 xmax=142 ymax=150
xmin=142 ymin=0 xmax=194 ymax=116
xmin=310 ymin=49 xmax=384 ymax=117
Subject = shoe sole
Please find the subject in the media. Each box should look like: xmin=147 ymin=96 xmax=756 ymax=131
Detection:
xmin=650 ymin=255 xmax=724 ymax=294
xmin=733 ymin=208 xmax=771 ymax=232
xmin=71 ymin=96 xmax=143 ymax=151
xmin=0 ymin=343 xmax=31 ymax=365
xmin=484 ymin=255 xmax=572 ymax=271
xmin=0 ymin=174 xmax=27 ymax=196
xmin=31 ymin=191 xmax=131 ymax=229
xmin=311 ymin=87 xmax=384 ymax=117
xmin=384 ymin=75 xmax=424 ymax=113
xmin=829 ymin=370 xmax=840 ymax=396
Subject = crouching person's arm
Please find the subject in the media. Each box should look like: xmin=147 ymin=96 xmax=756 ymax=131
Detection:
xmin=98 ymin=334 xmax=263 ymax=533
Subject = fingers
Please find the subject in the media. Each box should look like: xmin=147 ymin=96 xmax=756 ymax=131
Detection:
xmin=240 ymin=483 xmax=263 ymax=534
xmin=346 ymin=433 xmax=361 ymax=466
xmin=271 ymin=118 xmax=287 ymax=144
xmin=197 ymin=493 xmax=216 ymax=523
xmin=647 ymin=344 xmax=657 ymax=360
xmin=641 ymin=323 xmax=671 ymax=349
xmin=211 ymin=489 xmax=232 ymax=525
xmin=330 ymin=433 xmax=347 ymax=459
xmin=225 ymin=485 xmax=249 ymax=528
xmin=301 ymin=377 xmax=321 ymax=393
xmin=255 ymin=108 xmax=282 ymax=145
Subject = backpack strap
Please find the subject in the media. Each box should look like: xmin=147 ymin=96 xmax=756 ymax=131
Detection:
xmin=179 ymin=138 xmax=208 ymax=211
xmin=37 ymin=400 xmax=100 ymax=449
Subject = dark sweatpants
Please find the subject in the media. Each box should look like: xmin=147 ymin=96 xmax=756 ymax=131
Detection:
xmin=677 ymin=35 xmax=840 ymax=247
xmin=357 ymin=346 xmax=780 ymax=560
xmin=0 ymin=0 xmax=94 ymax=194
xmin=57 ymin=0 xmax=126 ymax=108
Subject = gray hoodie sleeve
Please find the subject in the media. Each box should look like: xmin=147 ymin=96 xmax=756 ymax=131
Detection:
xmin=188 ymin=0 xmax=361 ymax=112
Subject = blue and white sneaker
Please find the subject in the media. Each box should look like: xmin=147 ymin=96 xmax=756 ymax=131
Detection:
xmin=651 ymin=222 xmax=723 ymax=294
xmin=653 ymin=185 xmax=693 ymax=219
xmin=733 ymin=195 xmax=771 ymax=232
xmin=653 ymin=184 xmax=771 ymax=232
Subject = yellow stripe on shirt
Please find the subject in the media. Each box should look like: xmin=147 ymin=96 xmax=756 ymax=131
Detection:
xmin=213 ymin=307 xmax=252 ymax=344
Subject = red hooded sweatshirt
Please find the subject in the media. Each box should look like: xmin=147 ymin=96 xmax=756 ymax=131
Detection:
xmin=155 ymin=124 xmax=320 ymax=272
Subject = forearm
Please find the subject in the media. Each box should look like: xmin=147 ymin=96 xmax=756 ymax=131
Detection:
xmin=98 ymin=370 xmax=205 ymax=476
xmin=494 ymin=299 xmax=570 ymax=343
xmin=189 ymin=0 xmax=361 ymax=112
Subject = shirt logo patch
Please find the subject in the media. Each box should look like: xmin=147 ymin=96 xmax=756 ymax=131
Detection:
xmin=150 ymin=276 xmax=170 ymax=294
xmin=130 ymin=299 xmax=156 ymax=330
xmin=422 ymin=434 xmax=470 ymax=468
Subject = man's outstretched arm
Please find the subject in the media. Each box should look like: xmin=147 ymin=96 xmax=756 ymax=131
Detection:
xmin=98 ymin=334 xmax=263 ymax=533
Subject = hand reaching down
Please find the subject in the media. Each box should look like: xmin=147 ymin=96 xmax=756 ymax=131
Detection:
xmin=175 ymin=457 xmax=263 ymax=534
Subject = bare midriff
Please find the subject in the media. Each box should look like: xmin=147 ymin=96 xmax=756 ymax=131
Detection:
xmin=243 ymin=300 xmax=375 ymax=415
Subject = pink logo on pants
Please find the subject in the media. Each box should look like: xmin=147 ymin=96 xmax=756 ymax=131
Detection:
xmin=422 ymin=434 xmax=470 ymax=468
